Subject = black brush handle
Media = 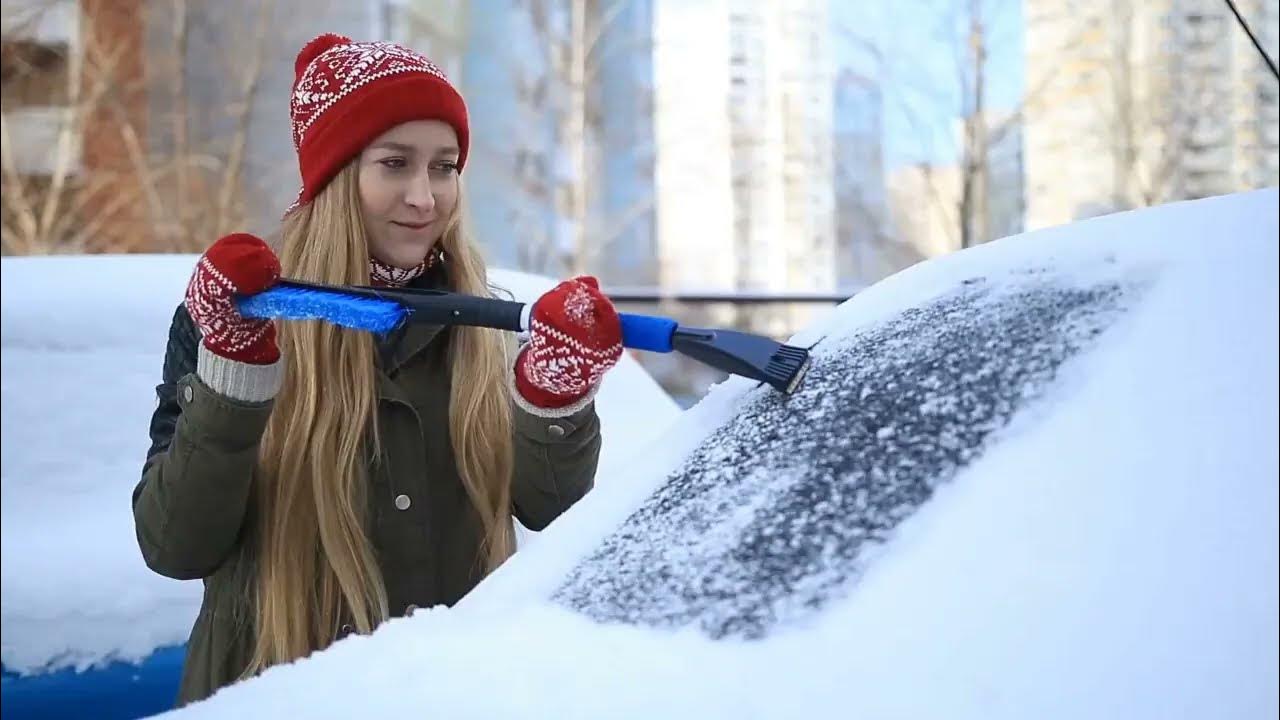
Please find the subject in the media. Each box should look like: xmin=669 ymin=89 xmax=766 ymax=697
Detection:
xmin=357 ymin=285 xmax=527 ymax=332
xmin=368 ymin=285 xmax=683 ymax=351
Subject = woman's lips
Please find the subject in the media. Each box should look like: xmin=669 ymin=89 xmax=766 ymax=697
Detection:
xmin=392 ymin=220 xmax=431 ymax=230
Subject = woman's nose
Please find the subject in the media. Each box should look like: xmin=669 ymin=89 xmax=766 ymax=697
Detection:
xmin=404 ymin=173 xmax=436 ymax=212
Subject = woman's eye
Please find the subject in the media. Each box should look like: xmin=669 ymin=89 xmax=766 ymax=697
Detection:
xmin=379 ymin=158 xmax=408 ymax=170
xmin=430 ymin=161 xmax=459 ymax=175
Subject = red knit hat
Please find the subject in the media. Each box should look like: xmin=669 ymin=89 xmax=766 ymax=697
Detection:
xmin=285 ymin=33 xmax=469 ymax=215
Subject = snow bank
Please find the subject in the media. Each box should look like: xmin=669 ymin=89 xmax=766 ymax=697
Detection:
xmin=0 ymin=257 xmax=677 ymax=674
xmin=158 ymin=190 xmax=1278 ymax=719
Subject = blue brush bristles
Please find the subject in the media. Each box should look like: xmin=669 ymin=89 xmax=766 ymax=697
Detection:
xmin=237 ymin=285 xmax=408 ymax=334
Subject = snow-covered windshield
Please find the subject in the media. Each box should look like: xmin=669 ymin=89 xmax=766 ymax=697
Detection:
xmin=557 ymin=275 xmax=1139 ymax=638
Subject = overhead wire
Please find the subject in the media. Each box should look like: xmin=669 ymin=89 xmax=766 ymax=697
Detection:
xmin=1222 ymin=0 xmax=1280 ymax=81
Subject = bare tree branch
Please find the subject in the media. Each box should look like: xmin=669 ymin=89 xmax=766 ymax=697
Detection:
xmin=3 ymin=0 xmax=282 ymax=254
xmin=215 ymin=0 xmax=273 ymax=238
xmin=171 ymin=0 xmax=190 ymax=244
xmin=0 ymin=113 xmax=41 ymax=248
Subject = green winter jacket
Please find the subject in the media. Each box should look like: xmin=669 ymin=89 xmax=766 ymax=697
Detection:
xmin=133 ymin=289 xmax=600 ymax=707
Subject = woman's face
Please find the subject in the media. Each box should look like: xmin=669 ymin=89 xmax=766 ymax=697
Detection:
xmin=358 ymin=120 xmax=461 ymax=268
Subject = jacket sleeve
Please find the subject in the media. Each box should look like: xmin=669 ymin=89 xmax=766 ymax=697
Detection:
xmin=132 ymin=305 xmax=273 ymax=580
xmin=510 ymin=400 xmax=602 ymax=532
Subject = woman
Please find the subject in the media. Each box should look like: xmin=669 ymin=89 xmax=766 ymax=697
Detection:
xmin=133 ymin=33 xmax=622 ymax=705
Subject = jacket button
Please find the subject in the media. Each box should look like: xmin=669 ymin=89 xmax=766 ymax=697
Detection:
xmin=394 ymin=494 xmax=411 ymax=511
xmin=405 ymin=604 xmax=419 ymax=616
xmin=182 ymin=384 xmax=194 ymax=403
xmin=547 ymin=423 xmax=565 ymax=439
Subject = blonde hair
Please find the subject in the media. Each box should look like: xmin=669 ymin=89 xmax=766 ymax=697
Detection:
xmin=243 ymin=163 xmax=515 ymax=676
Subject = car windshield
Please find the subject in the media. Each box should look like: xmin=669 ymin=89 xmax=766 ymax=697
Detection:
xmin=555 ymin=276 xmax=1138 ymax=639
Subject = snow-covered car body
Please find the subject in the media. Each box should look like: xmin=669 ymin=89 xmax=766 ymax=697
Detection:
xmin=5 ymin=189 xmax=1278 ymax=719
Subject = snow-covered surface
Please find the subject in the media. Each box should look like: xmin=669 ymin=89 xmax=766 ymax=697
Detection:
xmin=0 ymin=258 xmax=678 ymax=675
xmin=152 ymin=189 xmax=1278 ymax=719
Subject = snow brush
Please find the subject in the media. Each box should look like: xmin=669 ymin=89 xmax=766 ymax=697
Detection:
xmin=236 ymin=279 xmax=811 ymax=394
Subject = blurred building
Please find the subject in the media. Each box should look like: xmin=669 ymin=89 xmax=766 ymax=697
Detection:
xmin=987 ymin=113 xmax=1026 ymax=241
xmin=2 ymin=1 xmax=81 ymax=179
xmin=651 ymin=0 xmax=736 ymax=296
xmin=2 ymin=0 xmax=384 ymax=253
xmin=831 ymin=67 xmax=889 ymax=290
xmin=723 ymin=0 xmax=837 ymax=335
xmin=2 ymin=0 xmax=151 ymax=253
xmin=1 ymin=0 xmax=662 ymax=273
xmin=887 ymin=111 xmax=1024 ymax=259
xmin=590 ymin=0 xmax=659 ymax=286
xmin=171 ymin=0 xmax=372 ymax=227
xmin=1023 ymin=0 xmax=1280 ymax=230
xmin=888 ymin=162 xmax=961 ymax=259
xmin=393 ymin=0 xmax=659 ymax=285
xmin=384 ymin=0 xmax=564 ymax=274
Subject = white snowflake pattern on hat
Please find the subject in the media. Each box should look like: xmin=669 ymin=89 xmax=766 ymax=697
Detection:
xmin=290 ymin=41 xmax=450 ymax=151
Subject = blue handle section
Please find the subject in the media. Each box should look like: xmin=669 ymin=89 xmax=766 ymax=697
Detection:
xmin=619 ymin=313 xmax=677 ymax=353
xmin=235 ymin=284 xmax=407 ymax=334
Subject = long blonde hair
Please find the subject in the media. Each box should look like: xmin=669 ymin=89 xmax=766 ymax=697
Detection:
xmin=243 ymin=163 xmax=515 ymax=676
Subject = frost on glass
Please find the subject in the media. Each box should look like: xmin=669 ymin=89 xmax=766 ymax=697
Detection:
xmin=554 ymin=275 xmax=1137 ymax=638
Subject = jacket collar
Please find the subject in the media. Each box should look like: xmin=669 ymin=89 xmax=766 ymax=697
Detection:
xmin=377 ymin=267 xmax=448 ymax=379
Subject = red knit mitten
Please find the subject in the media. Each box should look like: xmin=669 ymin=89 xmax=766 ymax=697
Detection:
xmin=184 ymin=233 xmax=282 ymax=365
xmin=515 ymin=276 xmax=623 ymax=413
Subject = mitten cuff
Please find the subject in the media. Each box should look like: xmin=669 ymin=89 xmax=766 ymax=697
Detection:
xmin=509 ymin=361 xmax=599 ymax=419
xmin=198 ymin=344 xmax=283 ymax=403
